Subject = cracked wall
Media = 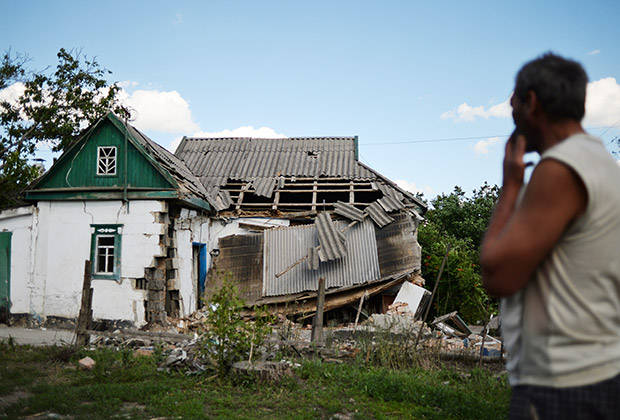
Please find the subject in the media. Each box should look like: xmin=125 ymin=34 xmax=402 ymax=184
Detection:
xmin=0 ymin=200 xmax=167 ymax=326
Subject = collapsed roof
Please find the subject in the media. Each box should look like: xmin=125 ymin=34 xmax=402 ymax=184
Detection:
xmin=174 ymin=136 xmax=427 ymax=214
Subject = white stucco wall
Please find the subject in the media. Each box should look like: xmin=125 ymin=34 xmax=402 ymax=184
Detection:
xmin=173 ymin=213 xmax=289 ymax=317
xmin=174 ymin=208 xmax=208 ymax=317
xmin=0 ymin=206 xmax=35 ymax=315
xmin=18 ymin=200 xmax=165 ymax=326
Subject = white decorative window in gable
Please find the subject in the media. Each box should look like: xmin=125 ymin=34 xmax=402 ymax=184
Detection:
xmin=90 ymin=225 xmax=123 ymax=281
xmin=97 ymin=146 xmax=117 ymax=175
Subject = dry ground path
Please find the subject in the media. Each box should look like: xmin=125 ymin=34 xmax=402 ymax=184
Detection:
xmin=0 ymin=325 xmax=75 ymax=346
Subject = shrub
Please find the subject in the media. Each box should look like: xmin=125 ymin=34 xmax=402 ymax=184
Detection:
xmin=199 ymin=276 xmax=273 ymax=375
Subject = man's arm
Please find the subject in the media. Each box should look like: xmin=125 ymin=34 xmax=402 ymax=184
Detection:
xmin=480 ymin=136 xmax=587 ymax=297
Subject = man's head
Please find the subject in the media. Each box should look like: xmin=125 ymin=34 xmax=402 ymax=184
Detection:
xmin=512 ymin=53 xmax=588 ymax=152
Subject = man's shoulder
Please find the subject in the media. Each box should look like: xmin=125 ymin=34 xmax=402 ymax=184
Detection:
xmin=543 ymin=133 xmax=604 ymax=159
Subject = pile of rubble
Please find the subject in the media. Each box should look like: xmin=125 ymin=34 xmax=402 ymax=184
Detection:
xmin=82 ymin=299 xmax=502 ymax=375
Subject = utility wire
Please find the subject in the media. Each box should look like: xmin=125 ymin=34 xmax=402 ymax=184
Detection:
xmin=360 ymin=124 xmax=620 ymax=146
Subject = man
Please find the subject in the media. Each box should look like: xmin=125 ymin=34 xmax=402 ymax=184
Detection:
xmin=480 ymin=53 xmax=620 ymax=419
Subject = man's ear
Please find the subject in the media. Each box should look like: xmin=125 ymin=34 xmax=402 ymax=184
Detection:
xmin=526 ymin=90 xmax=541 ymax=118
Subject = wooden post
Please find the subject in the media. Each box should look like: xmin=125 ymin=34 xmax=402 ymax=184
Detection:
xmin=311 ymin=277 xmax=326 ymax=344
xmin=478 ymin=314 xmax=493 ymax=367
xmin=75 ymin=260 xmax=93 ymax=347
xmin=311 ymin=180 xmax=318 ymax=212
xmin=353 ymin=291 xmax=367 ymax=331
xmin=415 ymin=244 xmax=451 ymax=348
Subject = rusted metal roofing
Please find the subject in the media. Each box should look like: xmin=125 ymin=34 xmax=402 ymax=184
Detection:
xmin=174 ymin=137 xmax=376 ymax=189
xmin=263 ymin=218 xmax=381 ymax=296
xmin=365 ymin=202 xmax=395 ymax=228
xmin=333 ymin=201 xmax=365 ymax=221
xmin=375 ymin=212 xmax=421 ymax=278
xmin=315 ymin=212 xmax=347 ymax=261
xmin=377 ymin=195 xmax=405 ymax=212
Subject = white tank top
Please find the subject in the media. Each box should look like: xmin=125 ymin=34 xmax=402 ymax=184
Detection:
xmin=501 ymin=133 xmax=620 ymax=387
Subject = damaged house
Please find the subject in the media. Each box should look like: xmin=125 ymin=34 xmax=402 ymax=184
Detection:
xmin=0 ymin=112 xmax=427 ymax=327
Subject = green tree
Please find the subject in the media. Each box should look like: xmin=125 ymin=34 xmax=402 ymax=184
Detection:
xmin=417 ymin=183 xmax=499 ymax=323
xmin=0 ymin=48 xmax=128 ymax=209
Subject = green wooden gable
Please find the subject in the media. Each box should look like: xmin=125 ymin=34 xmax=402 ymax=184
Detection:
xmin=25 ymin=114 xmax=182 ymax=201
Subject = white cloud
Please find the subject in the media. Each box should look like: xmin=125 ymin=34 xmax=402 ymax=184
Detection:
xmin=0 ymin=82 xmax=26 ymax=105
xmin=441 ymin=98 xmax=511 ymax=122
xmin=174 ymin=13 xmax=183 ymax=24
xmin=192 ymin=126 xmax=287 ymax=139
xmin=167 ymin=136 xmax=184 ymax=153
xmin=118 ymin=80 xmax=139 ymax=89
xmin=395 ymin=179 xmax=436 ymax=197
xmin=3 ymin=80 xmax=289 ymax=156
xmin=165 ymin=126 xmax=287 ymax=152
xmin=587 ymin=49 xmax=601 ymax=55
xmin=474 ymin=137 xmax=502 ymax=155
xmin=119 ymin=88 xmax=200 ymax=134
xmin=442 ymin=77 xmax=620 ymax=127
xmin=584 ymin=77 xmax=620 ymax=127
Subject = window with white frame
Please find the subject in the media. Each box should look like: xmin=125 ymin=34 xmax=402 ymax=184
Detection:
xmin=97 ymin=146 xmax=117 ymax=175
xmin=90 ymin=225 xmax=122 ymax=280
xmin=96 ymin=235 xmax=115 ymax=274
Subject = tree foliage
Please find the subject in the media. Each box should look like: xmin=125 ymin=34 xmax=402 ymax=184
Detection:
xmin=0 ymin=48 xmax=128 ymax=209
xmin=417 ymin=183 xmax=499 ymax=323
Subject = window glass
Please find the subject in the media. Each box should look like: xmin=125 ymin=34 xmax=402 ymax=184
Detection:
xmin=90 ymin=225 xmax=122 ymax=280
xmin=95 ymin=235 xmax=115 ymax=273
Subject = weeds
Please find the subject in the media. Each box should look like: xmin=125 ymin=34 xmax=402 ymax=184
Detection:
xmin=354 ymin=315 xmax=442 ymax=370
xmin=0 ymin=342 xmax=510 ymax=419
xmin=198 ymin=275 xmax=274 ymax=375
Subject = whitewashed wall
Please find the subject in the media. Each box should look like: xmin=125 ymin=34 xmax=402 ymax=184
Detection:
xmin=2 ymin=199 xmax=294 ymax=325
xmin=0 ymin=206 xmax=35 ymax=315
xmin=6 ymin=200 xmax=166 ymax=326
xmin=174 ymin=209 xmax=208 ymax=317
xmin=173 ymin=214 xmax=289 ymax=316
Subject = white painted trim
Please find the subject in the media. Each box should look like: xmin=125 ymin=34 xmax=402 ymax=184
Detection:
xmin=96 ymin=146 xmax=117 ymax=176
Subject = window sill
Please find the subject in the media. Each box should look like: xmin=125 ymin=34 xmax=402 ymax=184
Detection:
xmin=92 ymin=273 xmax=120 ymax=281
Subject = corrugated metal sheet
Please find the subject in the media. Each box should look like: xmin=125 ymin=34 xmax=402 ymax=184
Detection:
xmin=306 ymin=246 xmax=319 ymax=270
xmin=212 ymin=190 xmax=233 ymax=211
xmin=126 ymin=123 xmax=210 ymax=200
xmin=410 ymin=208 xmax=424 ymax=222
xmin=263 ymin=219 xmax=381 ymax=296
xmin=250 ymin=177 xmax=276 ymax=198
xmin=375 ymin=212 xmax=421 ymax=278
xmin=377 ymin=182 xmax=404 ymax=201
xmin=365 ymin=202 xmax=395 ymax=228
xmin=315 ymin=212 xmax=347 ymax=261
xmin=174 ymin=137 xmax=376 ymax=189
xmin=377 ymin=195 xmax=405 ymax=212
xmin=205 ymin=233 xmax=263 ymax=305
xmin=333 ymin=201 xmax=365 ymax=221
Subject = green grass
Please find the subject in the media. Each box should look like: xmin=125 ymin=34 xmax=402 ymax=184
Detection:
xmin=0 ymin=341 xmax=510 ymax=419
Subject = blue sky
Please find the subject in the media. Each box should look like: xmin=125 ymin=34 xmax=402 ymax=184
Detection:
xmin=3 ymin=1 xmax=619 ymax=197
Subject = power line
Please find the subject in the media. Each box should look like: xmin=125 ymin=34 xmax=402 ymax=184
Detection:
xmin=359 ymin=124 xmax=620 ymax=146
xmin=361 ymin=134 xmax=508 ymax=146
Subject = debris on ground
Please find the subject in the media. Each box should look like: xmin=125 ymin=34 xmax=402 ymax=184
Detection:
xmin=232 ymin=361 xmax=296 ymax=381
xmin=78 ymin=304 xmax=503 ymax=375
xmin=78 ymin=357 xmax=95 ymax=370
